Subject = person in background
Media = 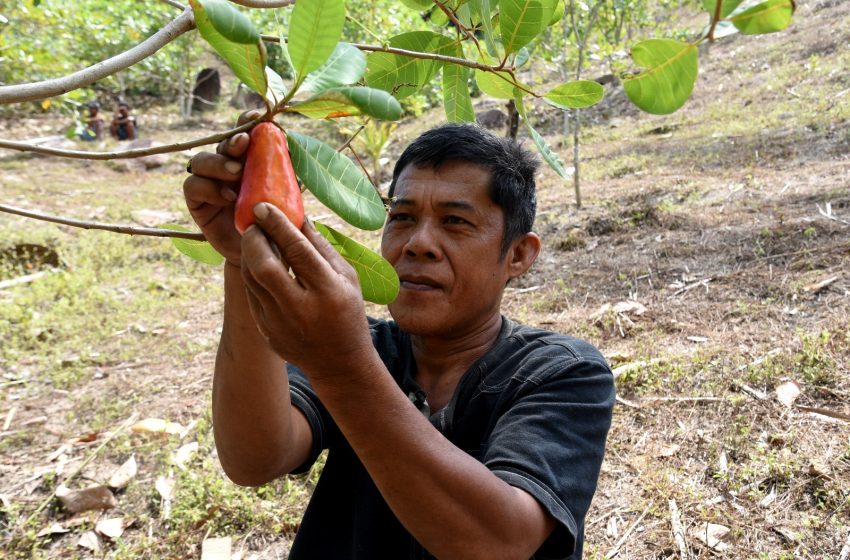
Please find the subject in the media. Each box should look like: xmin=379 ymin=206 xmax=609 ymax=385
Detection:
xmin=78 ymin=101 xmax=104 ymax=141
xmin=109 ymin=101 xmax=136 ymax=141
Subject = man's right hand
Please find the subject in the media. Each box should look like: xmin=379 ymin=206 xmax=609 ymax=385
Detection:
xmin=183 ymin=110 xmax=261 ymax=266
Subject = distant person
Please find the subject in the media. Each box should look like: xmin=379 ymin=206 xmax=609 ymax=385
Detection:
xmin=78 ymin=101 xmax=104 ymax=141
xmin=110 ymin=101 xmax=137 ymax=141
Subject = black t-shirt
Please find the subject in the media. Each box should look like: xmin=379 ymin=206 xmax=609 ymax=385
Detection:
xmin=287 ymin=317 xmax=614 ymax=559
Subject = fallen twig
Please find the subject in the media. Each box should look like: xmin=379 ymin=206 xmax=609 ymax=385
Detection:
xmin=605 ymin=504 xmax=652 ymax=559
xmin=0 ymin=270 xmax=54 ymax=290
xmin=818 ymin=202 xmax=850 ymax=226
xmin=669 ymin=499 xmax=689 ymax=560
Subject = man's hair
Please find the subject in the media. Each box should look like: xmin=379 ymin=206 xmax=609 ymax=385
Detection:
xmin=388 ymin=123 xmax=539 ymax=257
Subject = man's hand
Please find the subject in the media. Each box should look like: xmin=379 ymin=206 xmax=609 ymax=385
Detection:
xmin=182 ymin=110 xmax=260 ymax=266
xmin=240 ymin=203 xmax=374 ymax=377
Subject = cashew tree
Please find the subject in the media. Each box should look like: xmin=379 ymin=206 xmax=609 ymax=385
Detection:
xmin=0 ymin=0 xmax=796 ymax=303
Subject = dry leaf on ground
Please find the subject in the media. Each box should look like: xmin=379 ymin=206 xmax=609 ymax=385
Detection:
xmin=108 ymin=455 xmax=138 ymax=489
xmin=776 ymin=381 xmax=802 ymax=408
xmin=56 ymin=484 xmax=117 ymax=513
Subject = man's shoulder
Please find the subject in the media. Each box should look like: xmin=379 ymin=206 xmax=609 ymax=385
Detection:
xmin=499 ymin=317 xmax=611 ymax=372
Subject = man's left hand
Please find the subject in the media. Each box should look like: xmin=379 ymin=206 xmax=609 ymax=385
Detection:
xmin=240 ymin=202 xmax=374 ymax=378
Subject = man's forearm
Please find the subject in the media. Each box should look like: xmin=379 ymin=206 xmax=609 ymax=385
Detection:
xmin=212 ymin=262 xmax=310 ymax=485
xmin=308 ymin=361 xmax=554 ymax=559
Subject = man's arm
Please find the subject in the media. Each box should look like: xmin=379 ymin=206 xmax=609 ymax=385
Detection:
xmin=211 ymin=262 xmax=314 ymax=486
xmin=241 ymin=205 xmax=557 ymax=559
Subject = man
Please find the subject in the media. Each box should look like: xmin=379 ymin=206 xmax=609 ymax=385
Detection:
xmin=110 ymin=101 xmax=136 ymax=141
xmin=184 ymin=122 xmax=614 ymax=559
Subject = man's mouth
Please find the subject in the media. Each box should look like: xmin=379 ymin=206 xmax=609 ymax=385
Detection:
xmin=399 ymin=275 xmax=441 ymax=291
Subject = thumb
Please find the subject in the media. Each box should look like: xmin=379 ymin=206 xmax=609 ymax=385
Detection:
xmin=253 ymin=203 xmax=335 ymax=287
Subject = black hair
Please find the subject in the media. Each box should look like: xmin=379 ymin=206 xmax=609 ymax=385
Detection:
xmin=388 ymin=123 xmax=539 ymax=257
xmin=118 ymin=101 xmax=130 ymax=108
xmin=87 ymin=101 xmax=100 ymax=109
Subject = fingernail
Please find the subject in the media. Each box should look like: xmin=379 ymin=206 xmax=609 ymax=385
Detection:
xmin=221 ymin=188 xmax=237 ymax=202
xmin=225 ymin=160 xmax=242 ymax=175
xmin=253 ymin=203 xmax=269 ymax=221
xmin=228 ymin=135 xmax=240 ymax=147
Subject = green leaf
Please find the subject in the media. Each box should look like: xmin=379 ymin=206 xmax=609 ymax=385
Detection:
xmin=499 ymin=0 xmax=545 ymax=54
xmin=702 ymin=0 xmax=744 ymax=19
xmin=470 ymin=0 xmax=501 ymax=58
xmin=443 ymin=63 xmax=475 ymax=122
xmin=730 ymin=0 xmax=794 ymax=35
xmin=190 ymin=0 xmax=267 ymax=96
xmin=400 ymin=0 xmax=434 ymax=9
xmin=162 ymin=225 xmax=225 ymax=266
xmin=514 ymin=92 xmax=570 ymax=180
xmin=622 ymin=39 xmax=698 ymax=115
xmin=475 ymin=69 xmax=524 ymax=99
xmin=544 ymin=80 xmax=604 ymax=109
xmin=288 ymin=87 xmax=403 ymax=121
xmin=197 ymin=0 xmax=259 ymax=44
xmin=265 ymin=67 xmax=287 ymax=105
xmin=288 ymin=0 xmax=346 ymax=82
xmin=313 ymin=222 xmax=398 ymax=305
xmin=301 ymin=43 xmax=366 ymax=94
xmin=515 ymin=47 xmax=531 ymax=69
xmin=287 ymin=132 xmax=386 ymax=231
xmin=365 ymin=31 xmax=458 ymax=99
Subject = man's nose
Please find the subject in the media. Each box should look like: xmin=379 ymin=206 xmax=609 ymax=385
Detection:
xmin=403 ymin=223 xmax=441 ymax=260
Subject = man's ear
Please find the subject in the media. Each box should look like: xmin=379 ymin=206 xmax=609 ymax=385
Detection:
xmin=506 ymin=232 xmax=541 ymax=280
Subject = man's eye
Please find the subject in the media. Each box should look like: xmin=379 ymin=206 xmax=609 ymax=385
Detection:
xmin=389 ymin=213 xmax=413 ymax=222
xmin=445 ymin=216 xmax=468 ymax=225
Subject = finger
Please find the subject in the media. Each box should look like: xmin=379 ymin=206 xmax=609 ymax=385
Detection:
xmin=189 ymin=152 xmax=243 ymax=183
xmin=216 ymin=131 xmax=250 ymax=158
xmin=253 ymin=203 xmax=337 ymax=290
xmin=183 ymin=175 xmax=237 ymax=211
xmin=301 ymin=219 xmax=359 ymax=282
xmin=241 ymin=223 xmax=301 ymax=298
xmin=237 ymin=109 xmax=263 ymax=126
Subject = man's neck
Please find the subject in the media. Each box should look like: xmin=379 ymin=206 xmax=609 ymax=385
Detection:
xmin=409 ymin=313 xmax=503 ymax=411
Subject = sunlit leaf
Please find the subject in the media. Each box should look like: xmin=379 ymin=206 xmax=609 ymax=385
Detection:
xmin=622 ymin=39 xmax=698 ymax=115
xmin=399 ymin=0 xmax=433 ymax=9
xmin=514 ymin=92 xmax=570 ymax=179
xmin=162 ymin=225 xmax=224 ymax=266
xmin=544 ymin=80 xmax=604 ymax=109
xmin=470 ymin=0 xmax=501 ymax=58
xmin=365 ymin=31 xmax=458 ymax=99
xmin=288 ymin=87 xmax=403 ymax=121
xmin=314 ymin=222 xmax=398 ymax=305
xmin=730 ymin=0 xmax=794 ymax=35
xmin=190 ymin=0 xmax=267 ymax=96
xmin=287 ymin=132 xmax=386 ymax=230
xmin=265 ymin=67 xmax=287 ymax=105
xmin=475 ymin=69 xmax=524 ymax=99
xmin=443 ymin=63 xmax=475 ymax=122
xmin=499 ymin=0 xmax=546 ymax=54
xmin=301 ymin=43 xmax=366 ymax=93
xmin=288 ymin=0 xmax=346 ymax=82
xmin=701 ymin=0 xmax=744 ymax=19
xmin=196 ymin=0 xmax=259 ymax=44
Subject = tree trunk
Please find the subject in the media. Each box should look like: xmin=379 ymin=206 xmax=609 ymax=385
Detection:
xmin=505 ymin=100 xmax=519 ymax=140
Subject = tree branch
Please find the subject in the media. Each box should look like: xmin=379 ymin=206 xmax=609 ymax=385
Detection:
xmin=0 ymin=119 xmax=259 ymax=160
xmin=159 ymin=0 xmax=187 ymax=9
xmin=0 ymin=10 xmax=196 ymax=104
xmin=0 ymin=204 xmax=206 ymax=241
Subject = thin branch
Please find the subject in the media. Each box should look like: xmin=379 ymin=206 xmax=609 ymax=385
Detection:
xmin=0 ymin=10 xmax=195 ymax=104
xmin=0 ymin=204 xmax=206 ymax=241
xmin=159 ymin=0 xmax=187 ymax=9
xmin=0 ymin=119 xmax=259 ymax=160
xmin=337 ymin=124 xmax=366 ymax=153
xmin=707 ymin=0 xmax=724 ymax=41
xmin=229 ymin=0 xmax=294 ymax=7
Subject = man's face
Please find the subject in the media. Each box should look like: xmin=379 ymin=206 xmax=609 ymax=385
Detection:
xmin=381 ymin=160 xmax=514 ymax=338
xmin=118 ymin=106 xmax=128 ymax=116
